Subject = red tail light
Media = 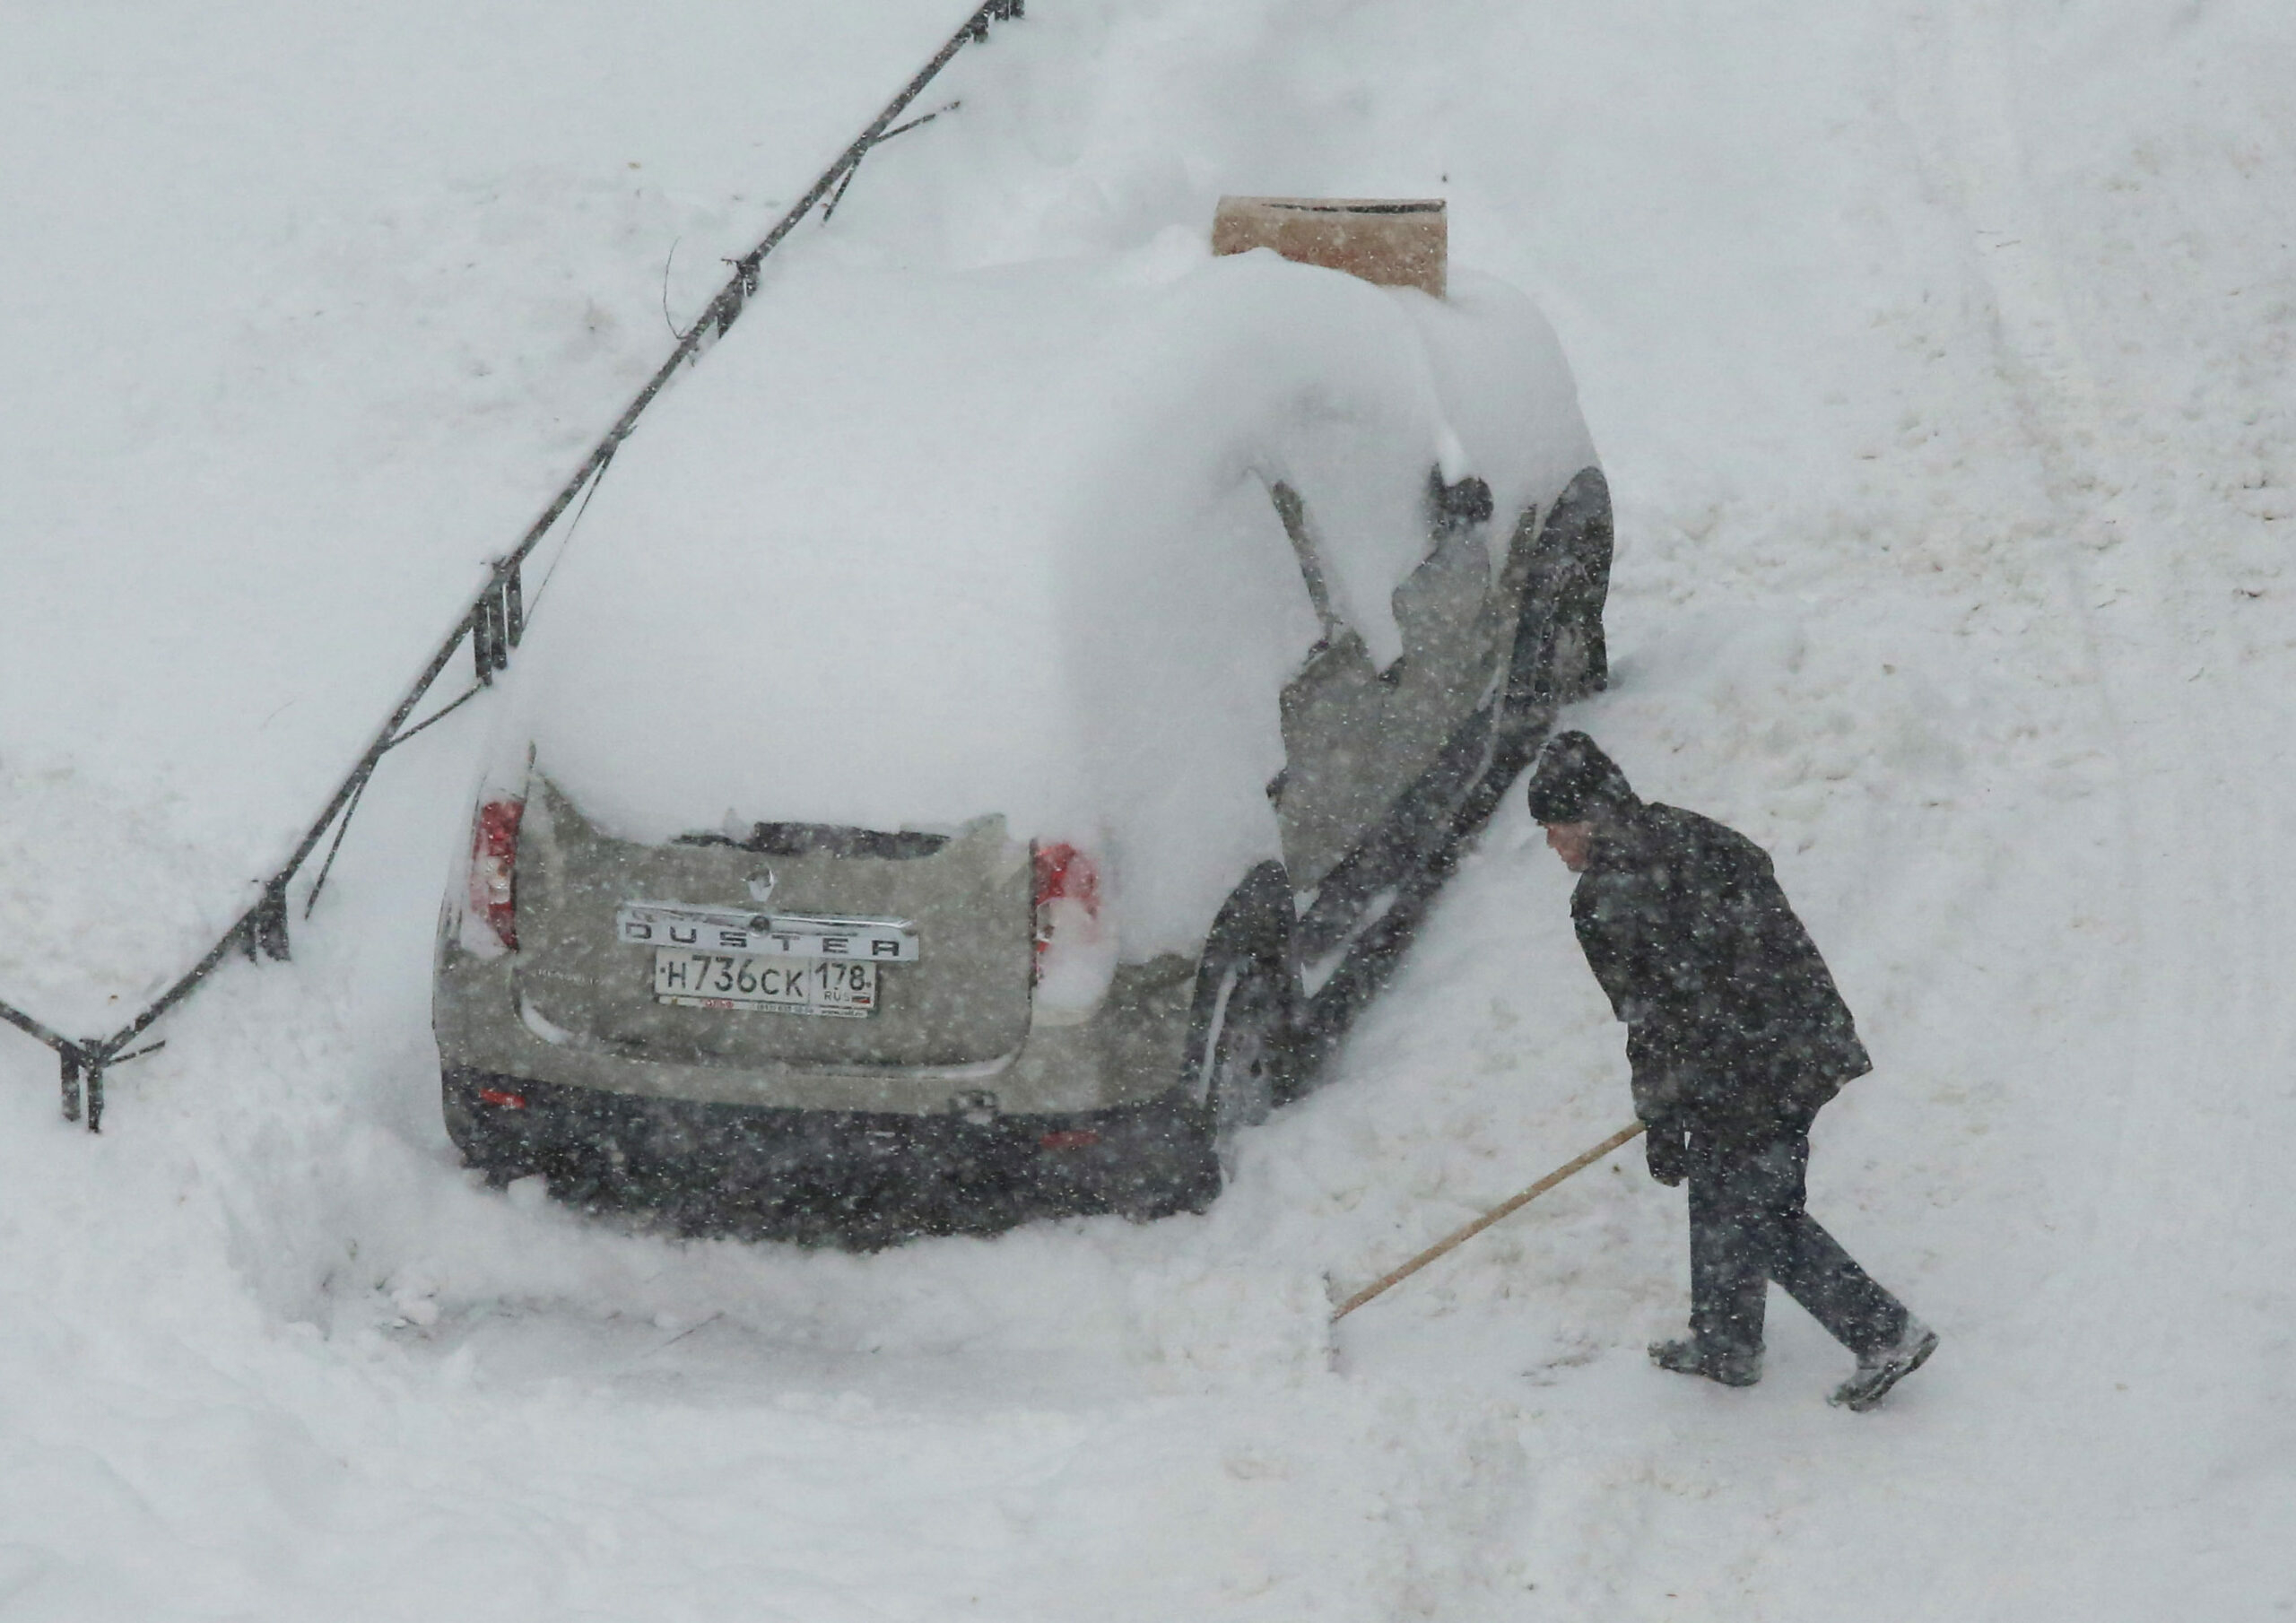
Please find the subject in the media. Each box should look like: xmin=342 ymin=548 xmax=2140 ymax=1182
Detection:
xmin=1032 ymin=842 xmax=1100 ymax=967
xmin=469 ymin=798 xmax=525 ymax=950
xmin=1031 ymin=841 xmax=1116 ymax=1022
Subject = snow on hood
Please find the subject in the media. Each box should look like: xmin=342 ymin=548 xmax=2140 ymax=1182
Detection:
xmin=500 ymin=232 xmax=1592 ymax=952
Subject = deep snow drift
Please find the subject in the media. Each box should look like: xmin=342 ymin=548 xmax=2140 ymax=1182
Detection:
xmin=504 ymin=245 xmax=1589 ymax=955
xmin=2 ymin=0 xmax=2292 ymax=1619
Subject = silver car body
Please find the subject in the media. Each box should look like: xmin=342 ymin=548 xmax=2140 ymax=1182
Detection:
xmin=432 ymin=249 xmax=1605 ymax=1164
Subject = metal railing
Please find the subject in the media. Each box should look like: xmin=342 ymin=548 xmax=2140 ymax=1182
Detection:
xmin=0 ymin=0 xmax=1029 ymax=1130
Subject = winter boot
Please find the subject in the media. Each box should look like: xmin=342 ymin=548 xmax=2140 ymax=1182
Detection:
xmin=1648 ymin=1337 xmax=1761 ymax=1388
xmin=1829 ymin=1320 xmax=1938 ymax=1411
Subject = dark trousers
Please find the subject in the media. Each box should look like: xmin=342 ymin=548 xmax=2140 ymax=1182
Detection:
xmin=1687 ymin=1130 xmax=1908 ymax=1362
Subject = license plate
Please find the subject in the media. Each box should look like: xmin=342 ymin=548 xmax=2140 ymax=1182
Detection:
xmin=652 ymin=950 xmax=878 ymax=1017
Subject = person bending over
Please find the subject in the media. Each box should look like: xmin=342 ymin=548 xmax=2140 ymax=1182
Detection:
xmin=1525 ymin=731 xmax=1935 ymax=1410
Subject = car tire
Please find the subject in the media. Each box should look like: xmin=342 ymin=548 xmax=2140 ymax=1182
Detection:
xmin=1504 ymin=467 xmax=1613 ymax=717
xmin=1192 ymin=959 xmax=1285 ymax=1171
xmin=1545 ymin=568 xmax=1609 ymax=700
xmin=1120 ymin=959 xmax=1291 ymax=1219
xmin=1110 ymin=869 xmax=1299 ymax=1219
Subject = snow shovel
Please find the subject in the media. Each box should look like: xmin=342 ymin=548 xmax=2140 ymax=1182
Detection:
xmin=1330 ymin=1122 xmax=1646 ymax=1322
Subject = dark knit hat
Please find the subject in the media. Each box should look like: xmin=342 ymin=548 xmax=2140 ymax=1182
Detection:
xmin=1524 ymin=731 xmax=1638 ymax=823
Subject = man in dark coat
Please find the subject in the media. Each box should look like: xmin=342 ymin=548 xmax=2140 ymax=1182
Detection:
xmin=1526 ymin=731 xmax=1935 ymax=1410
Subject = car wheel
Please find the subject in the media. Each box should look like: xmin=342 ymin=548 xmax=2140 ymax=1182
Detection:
xmin=1504 ymin=468 xmax=1613 ymax=716
xmin=1504 ymin=560 xmax=1600 ymax=716
xmin=1192 ymin=960 xmax=1284 ymax=1172
xmin=1110 ymin=875 xmax=1299 ymax=1219
xmin=1105 ymin=962 xmax=1285 ymax=1220
xmin=1545 ymin=573 xmax=1608 ymax=700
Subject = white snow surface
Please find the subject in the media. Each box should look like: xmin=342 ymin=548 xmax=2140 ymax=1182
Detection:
xmin=509 ymin=245 xmax=1587 ymax=955
xmin=4 ymin=0 xmax=2294 ymax=1619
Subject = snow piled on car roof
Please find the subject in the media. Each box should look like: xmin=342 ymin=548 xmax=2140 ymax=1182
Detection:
xmin=502 ymin=232 xmax=1591 ymax=953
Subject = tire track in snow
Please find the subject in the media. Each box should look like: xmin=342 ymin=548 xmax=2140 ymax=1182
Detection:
xmin=1890 ymin=1 xmax=2293 ymax=1610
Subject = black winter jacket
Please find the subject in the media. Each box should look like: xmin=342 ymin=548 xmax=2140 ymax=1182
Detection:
xmin=1571 ymin=803 xmax=1870 ymax=1144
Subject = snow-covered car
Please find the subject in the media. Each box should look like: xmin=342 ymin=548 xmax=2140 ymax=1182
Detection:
xmin=430 ymin=238 xmax=1611 ymax=1225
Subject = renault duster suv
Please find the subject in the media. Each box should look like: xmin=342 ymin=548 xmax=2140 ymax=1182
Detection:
xmin=432 ymin=242 xmax=1609 ymax=1229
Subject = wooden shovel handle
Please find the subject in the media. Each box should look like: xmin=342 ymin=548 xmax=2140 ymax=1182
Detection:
xmin=1330 ymin=1121 xmax=1648 ymax=1322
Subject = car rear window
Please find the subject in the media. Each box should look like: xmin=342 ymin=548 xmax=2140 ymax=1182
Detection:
xmin=675 ymin=822 xmax=952 ymax=861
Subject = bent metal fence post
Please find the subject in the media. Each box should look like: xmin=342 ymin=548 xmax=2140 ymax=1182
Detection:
xmin=1 ymin=0 xmax=1029 ymax=1132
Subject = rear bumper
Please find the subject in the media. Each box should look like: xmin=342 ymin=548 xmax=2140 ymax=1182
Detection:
xmin=443 ymin=1066 xmax=1213 ymax=1228
xmin=433 ymin=934 xmax=1196 ymax=1117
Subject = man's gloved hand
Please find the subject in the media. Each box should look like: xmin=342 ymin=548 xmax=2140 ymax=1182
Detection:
xmin=1644 ymin=1120 xmax=1690 ymax=1186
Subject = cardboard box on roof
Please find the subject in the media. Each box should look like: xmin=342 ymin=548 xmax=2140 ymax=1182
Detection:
xmin=1211 ymin=197 xmax=1448 ymax=299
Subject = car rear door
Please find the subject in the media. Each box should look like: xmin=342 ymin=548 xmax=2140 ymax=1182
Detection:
xmin=509 ymin=780 xmax=1037 ymax=1072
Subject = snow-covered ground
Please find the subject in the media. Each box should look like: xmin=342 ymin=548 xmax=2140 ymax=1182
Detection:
xmin=3 ymin=0 xmax=2292 ymax=1618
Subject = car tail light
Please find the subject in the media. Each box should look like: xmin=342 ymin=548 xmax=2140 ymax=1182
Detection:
xmin=1033 ymin=844 xmax=1099 ymax=954
xmin=477 ymin=1086 xmax=529 ymax=1109
xmin=1032 ymin=841 xmax=1117 ymax=1024
xmin=468 ymin=798 xmax=525 ymax=950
